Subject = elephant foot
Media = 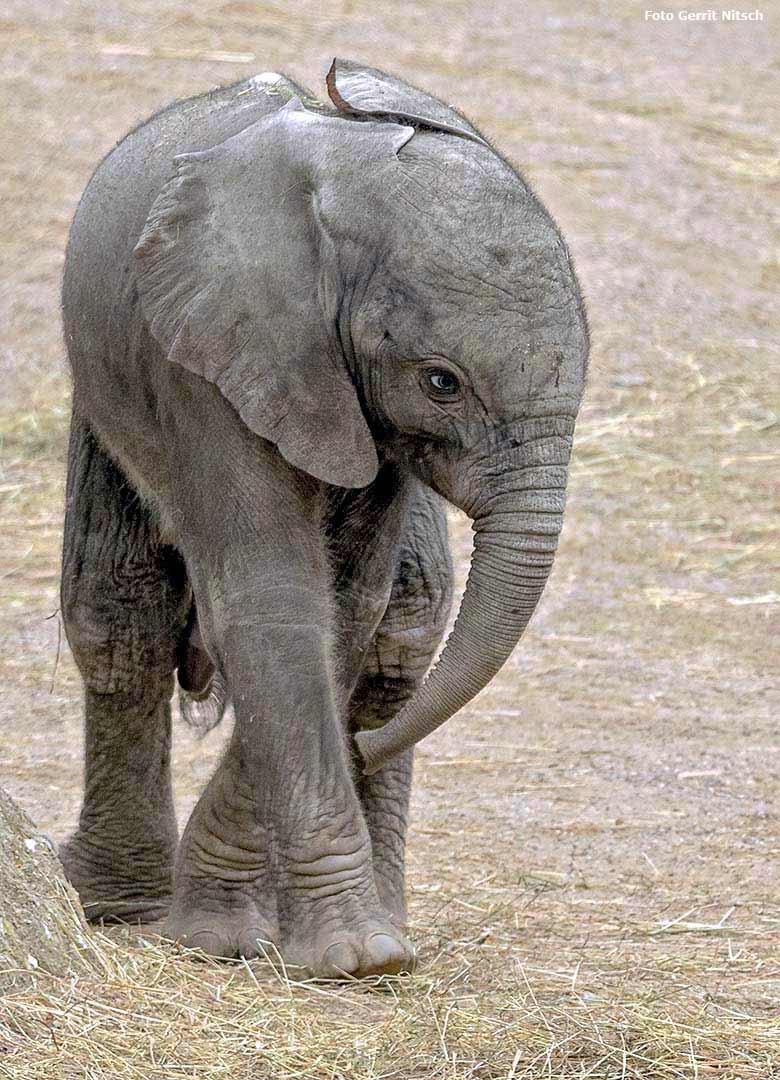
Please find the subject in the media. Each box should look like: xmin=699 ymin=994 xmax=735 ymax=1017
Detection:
xmin=277 ymin=848 xmax=414 ymax=978
xmin=60 ymin=832 xmax=174 ymax=923
xmin=167 ymin=838 xmax=412 ymax=977
xmin=164 ymin=901 xmax=411 ymax=978
xmin=283 ymin=914 xmax=414 ymax=979
xmin=163 ymin=901 xmax=278 ymax=960
xmin=166 ymin=761 xmax=413 ymax=979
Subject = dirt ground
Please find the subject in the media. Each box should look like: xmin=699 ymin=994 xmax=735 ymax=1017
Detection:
xmin=1 ymin=0 xmax=779 ymax=1075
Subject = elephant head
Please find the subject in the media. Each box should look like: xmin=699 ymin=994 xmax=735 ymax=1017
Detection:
xmin=134 ymin=59 xmax=589 ymax=775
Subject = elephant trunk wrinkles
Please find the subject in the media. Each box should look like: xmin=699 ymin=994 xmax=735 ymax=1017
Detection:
xmin=355 ymin=417 xmax=574 ymax=775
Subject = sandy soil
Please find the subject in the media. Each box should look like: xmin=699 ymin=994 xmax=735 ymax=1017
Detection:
xmin=1 ymin=0 xmax=779 ymax=1074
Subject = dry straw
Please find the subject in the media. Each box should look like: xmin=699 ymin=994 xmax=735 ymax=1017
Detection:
xmin=1 ymin=893 xmax=779 ymax=1080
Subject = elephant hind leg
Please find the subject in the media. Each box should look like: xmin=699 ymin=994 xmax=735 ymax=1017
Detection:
xmin=59 ymin=409 xmax=190 ymax=922
xmin=350 ymin=487 xmax=453 ymax=924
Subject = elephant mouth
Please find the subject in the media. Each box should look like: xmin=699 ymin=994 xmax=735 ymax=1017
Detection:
xmin=355 ymin=414 xmax=575 ymax=774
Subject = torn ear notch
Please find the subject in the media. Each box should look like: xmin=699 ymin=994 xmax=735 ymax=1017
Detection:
xmin=326 ymin=58 xmax=489 ymax=149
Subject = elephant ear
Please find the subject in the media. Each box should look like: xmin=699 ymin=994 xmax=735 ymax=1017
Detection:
xmin=134 ymin=98 xmax=412 ymax=488
xmin=326 ymin=58 xmax=489 ymax=148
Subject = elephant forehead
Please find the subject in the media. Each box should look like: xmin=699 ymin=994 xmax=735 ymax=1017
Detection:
xmin=365 ymin=238 xmax=584 ymax=337
xmin=374 ymin=208 xmax=582 ymax=327
xmin=375 ymin=288 xmax=586 ymax=369
xmin=455 ymin=320 xmax=586 ymax=409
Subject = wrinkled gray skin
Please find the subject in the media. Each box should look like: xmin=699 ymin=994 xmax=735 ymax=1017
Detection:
xmin=59 ymin=61 xmax=588 ymax=978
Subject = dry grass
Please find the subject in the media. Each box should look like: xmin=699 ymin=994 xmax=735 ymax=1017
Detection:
xmin=2 ymin=890 xmax=780 ymax=1079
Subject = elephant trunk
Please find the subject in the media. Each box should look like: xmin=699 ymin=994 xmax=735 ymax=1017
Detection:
xmin=355 ymin=417 xmax=573 ymax=774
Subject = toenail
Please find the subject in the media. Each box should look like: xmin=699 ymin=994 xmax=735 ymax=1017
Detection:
xmin=237 ymin=928 xmax=273 ymax=958
xmin=367 ymin=933 xmax=415 ymax=971
xmin=183 ymin=930 xmax=225 ymax=957
xmin=323 ymin=941 xmax=360 ymax=976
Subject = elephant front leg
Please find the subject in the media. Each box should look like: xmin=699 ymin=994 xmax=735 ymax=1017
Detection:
xmin=166 ymin=611 xmax=413 ymax=977
xmin=357 ymin=742 xmax=414 ymax=926
xmin=350 ymin=656 xmax=432 ymax=926
xmin=349 ymin=486 xmax=453 ymax=925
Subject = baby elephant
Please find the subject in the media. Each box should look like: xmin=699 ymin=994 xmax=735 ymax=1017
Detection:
xmin=59 ymin=59 xmax=588 ymax=977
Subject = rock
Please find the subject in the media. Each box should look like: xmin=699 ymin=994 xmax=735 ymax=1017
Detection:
xmin=0 ymin=786 xmax=90 ymax=993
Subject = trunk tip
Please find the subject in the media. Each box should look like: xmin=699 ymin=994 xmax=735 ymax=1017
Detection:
xmin=354 ymin=729 xmax=388 ymax=775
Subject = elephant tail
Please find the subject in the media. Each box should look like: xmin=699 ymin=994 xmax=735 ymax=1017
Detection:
xmin=176 ymin=606 xmax=228 ymax=736
xmin=178 ymin=668 xmax=228 ymax=736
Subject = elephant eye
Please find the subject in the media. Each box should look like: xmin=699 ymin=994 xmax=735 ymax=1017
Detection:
xmin=423 ymin=367 xmax=462 ymax=401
